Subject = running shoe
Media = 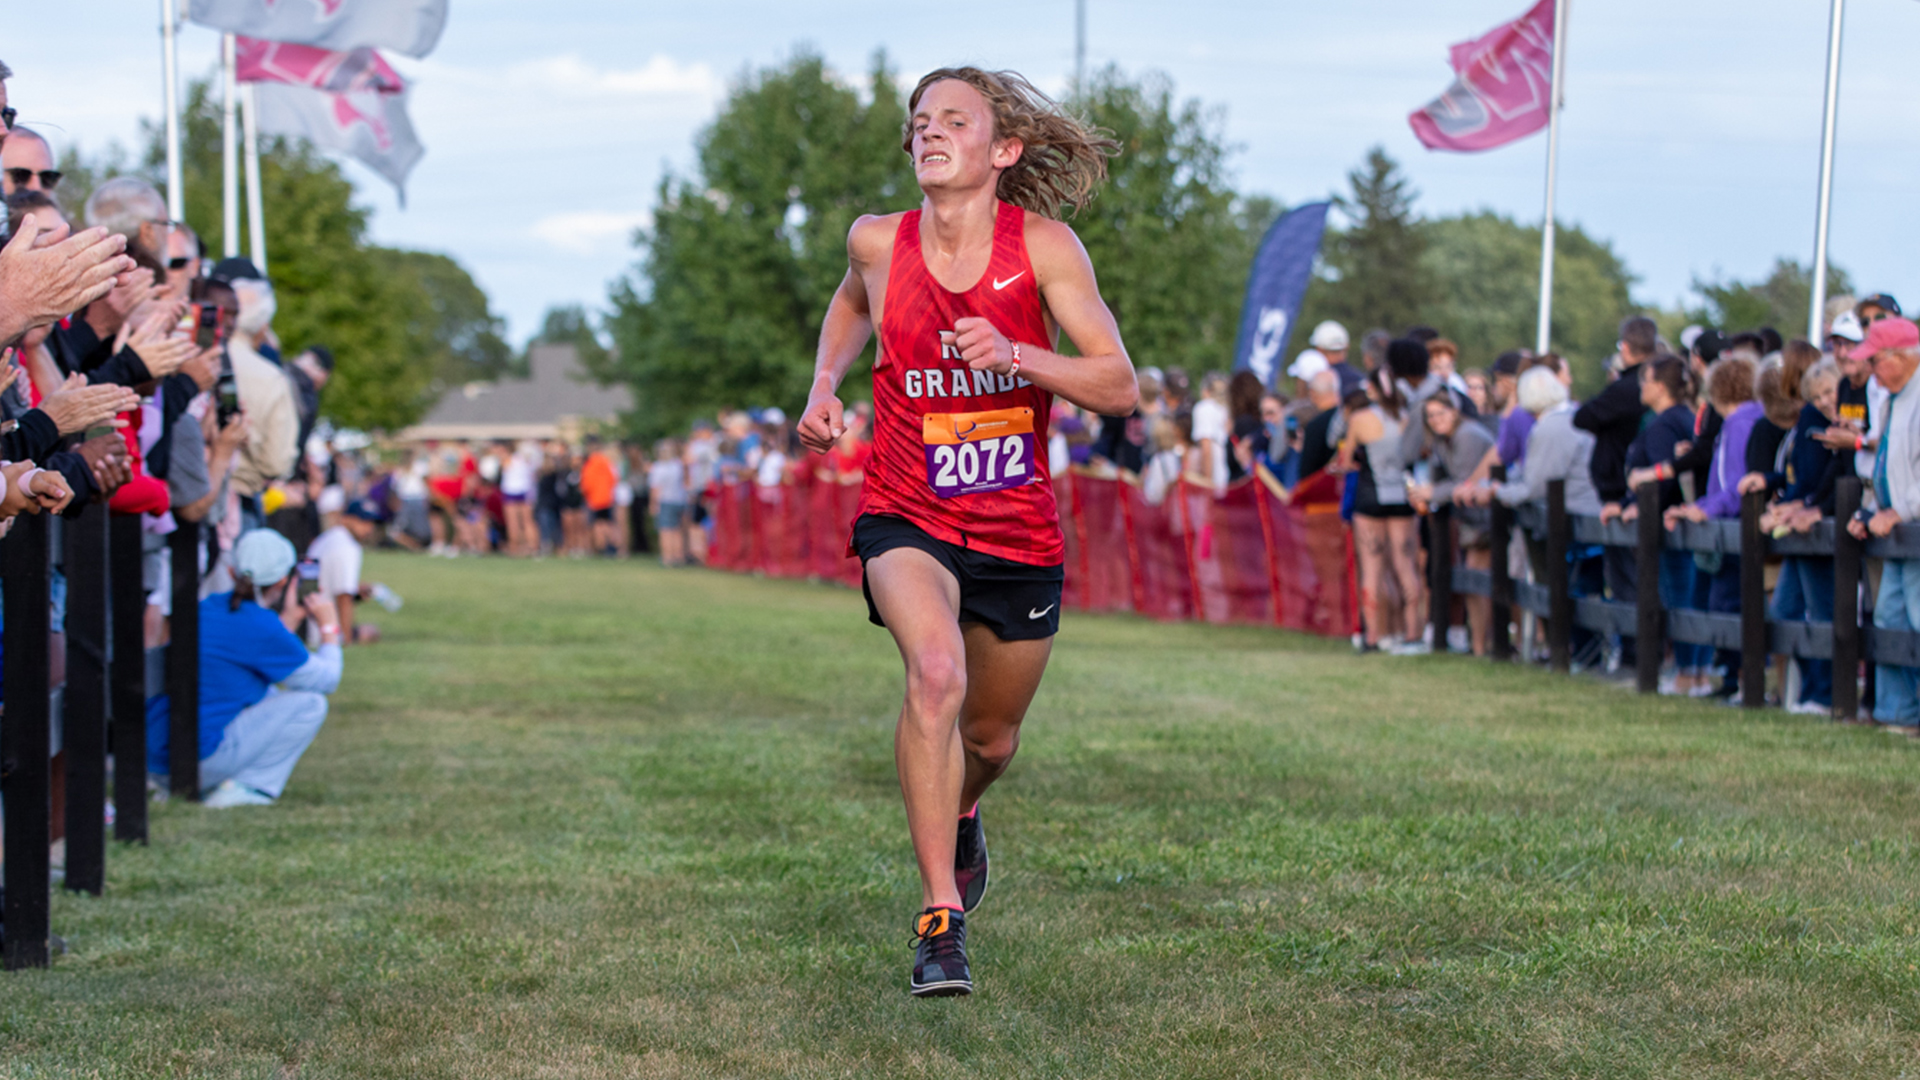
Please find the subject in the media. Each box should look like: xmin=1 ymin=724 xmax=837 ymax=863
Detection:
xmin=909 ymin=907 xmax=972 ymax=997
xmin=955 ymin=807 xmax=989 ymax=913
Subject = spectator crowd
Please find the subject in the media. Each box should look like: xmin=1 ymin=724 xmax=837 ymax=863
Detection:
xmin=662 ymin=298 xmax=1920 ymax=733
xmin=0 ymin=61 xmax=353 ymax=816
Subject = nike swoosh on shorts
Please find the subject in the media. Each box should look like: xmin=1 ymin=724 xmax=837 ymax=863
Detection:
xmin=1029 ymin=605 xmax=1055 ymax=619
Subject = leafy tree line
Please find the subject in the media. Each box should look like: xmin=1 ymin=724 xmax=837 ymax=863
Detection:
xmin=596 ymin=54 xmax=1843 ymax=428
xmin=603 ymin=53 xmax=1276 ymax=437
xmin=1299 ymin=147 xmax=1640 ymax=396
xmin=53 ymin=80 xmax=509 ymax=431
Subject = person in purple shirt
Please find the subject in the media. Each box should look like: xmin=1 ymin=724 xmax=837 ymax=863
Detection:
xmin=1665 ymin=356 xmax=1763 ymax=699
xmin=1491 ymin=351 xmax=1537 ymax=468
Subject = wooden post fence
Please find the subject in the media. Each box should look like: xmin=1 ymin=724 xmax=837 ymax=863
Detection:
xmin=3 ymin=513 xmax=53 ymax=969
xmin=61 ymin=504 xmax=109 ymax=895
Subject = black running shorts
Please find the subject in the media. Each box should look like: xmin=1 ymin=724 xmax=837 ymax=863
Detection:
xmin=851 ymin=513 xmax=1064 ymax=641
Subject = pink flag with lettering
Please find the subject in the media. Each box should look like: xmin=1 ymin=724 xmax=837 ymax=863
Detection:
xmin=236 ymin=36 xmax=402 ymax=95
xmin=236 ymin=35 xmax=421 ymax=201
xmin=1408 ymin=0 xmax=1557 ymax=153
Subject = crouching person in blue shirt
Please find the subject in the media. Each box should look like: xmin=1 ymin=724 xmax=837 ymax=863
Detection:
xmin=148 ymin=529 xmax=344 ymax=808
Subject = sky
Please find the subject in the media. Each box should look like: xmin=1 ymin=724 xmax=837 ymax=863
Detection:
xmin=8 ymin=0 xmax=1920 ymax=346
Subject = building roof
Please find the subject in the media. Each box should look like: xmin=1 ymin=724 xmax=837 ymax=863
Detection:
xmin=401 ymin=343 xmax=631 ymax=442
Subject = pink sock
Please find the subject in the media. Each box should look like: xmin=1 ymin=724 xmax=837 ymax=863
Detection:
xmin=960 ymin=802 xmax=978 ymax=820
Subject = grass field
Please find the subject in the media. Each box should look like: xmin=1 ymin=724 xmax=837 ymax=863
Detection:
xmin=5 ymin=553 xmax=1920 ymax=1077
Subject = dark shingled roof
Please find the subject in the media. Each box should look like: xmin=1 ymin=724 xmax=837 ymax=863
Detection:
xmin=404 ymin=343 xmax=631 ymax=441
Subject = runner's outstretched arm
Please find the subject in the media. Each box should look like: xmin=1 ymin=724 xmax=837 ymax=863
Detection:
xmin=948 ymin=217 xmax=1138 ymax=418
xmin=798 ymin=217 xmax=890 ymax=454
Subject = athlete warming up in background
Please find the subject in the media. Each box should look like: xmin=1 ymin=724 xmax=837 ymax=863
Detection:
xmin=797 ymin=67 xmax=1138 ymax=997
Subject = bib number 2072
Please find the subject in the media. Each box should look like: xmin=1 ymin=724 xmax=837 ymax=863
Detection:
xmin=922 ymin=407 xmax=1038 ymax=499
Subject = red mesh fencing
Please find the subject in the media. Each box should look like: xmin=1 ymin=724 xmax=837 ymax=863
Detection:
xmin=706 ymin=468 xmax=1357 ymax=640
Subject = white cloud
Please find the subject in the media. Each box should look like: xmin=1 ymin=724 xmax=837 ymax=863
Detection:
xmin=502 ymin=54 xmax=724 ymax=101
xmin=529 ymin=210 xmax=652 ymax=255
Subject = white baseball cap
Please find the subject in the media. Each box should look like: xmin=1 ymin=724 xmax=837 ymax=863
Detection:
xmin=233 ymin=529 xmax=297 ymax=587
xmin=1287 ymin=349 xmax=1331 ymax=380
xmin=1308 ymin=320 xmax=1349 ymax=351
xmin=1829 ymin=310 xmax=1865 ymax=344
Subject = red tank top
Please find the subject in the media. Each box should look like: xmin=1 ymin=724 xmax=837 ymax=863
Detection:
xmin=857 ymin=201 xmax=1060 ymax=566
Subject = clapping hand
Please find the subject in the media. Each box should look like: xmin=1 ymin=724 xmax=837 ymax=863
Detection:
xmin=39 ymin=374 xmax=139 ymax=436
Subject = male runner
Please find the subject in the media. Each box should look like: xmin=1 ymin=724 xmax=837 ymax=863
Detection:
xmin=797 ymin=68 xmax=1137 ymax=997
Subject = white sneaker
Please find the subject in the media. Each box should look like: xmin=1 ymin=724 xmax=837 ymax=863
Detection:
xmin=1389 ymin=639 xmax=1433 ymax=657
xmin=201 ymin=779 xmax=276 ymax=808
xmin=1445 ymin=626 xmax=1471 ymax=654
xmin=1785 ymin=700 xmax=1829 ymax=716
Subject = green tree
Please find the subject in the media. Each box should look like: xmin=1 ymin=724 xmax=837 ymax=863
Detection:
xmin=1422 ymin=212 xmax=1638 ymax=395
xmin=1066 ymin=67 xmax=1276 ymax=374
xmin=1690 ymin=258 xmax=1852 ymax=337
xmin=1300 ymin=147 xmax=1436 ymax=340
xmin=369 ymin=248 xmax=513 ymax=394
xmin=605 ymin=49 xmax=912 ymax=436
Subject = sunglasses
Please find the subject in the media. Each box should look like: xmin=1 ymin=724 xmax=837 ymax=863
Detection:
xmin=0 ymin=106 xmax=14 ymax=131
xmin=3 ymin=168 xmax=61 ymax=190
xmin=167 ymin=256 xmax=192 ymax=270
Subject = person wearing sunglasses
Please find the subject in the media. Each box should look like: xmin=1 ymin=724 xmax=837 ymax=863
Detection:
xmin=0 ymin=125 xmax=59 ymax=196
xmin=159 ymin=221 xmax=202 ymax=304
xmin=1858 ymin=293 xmax=1902 ymax=327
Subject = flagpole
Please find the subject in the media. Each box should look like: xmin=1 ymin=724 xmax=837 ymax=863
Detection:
xmin=241 ymin=83 xmax=267 ymax=274
xmin=160 ymin=0 xmax=184 ymax=223
xmin=1075 ymin=0 xmax=1087 ymax=92
xmin=1534 ymin=0 xmax=1568 ymax=356
xmin=1809 ymin=0 xmax=1845 ymax=343
xmin=221 ymin=33 xmax=239 ymax=259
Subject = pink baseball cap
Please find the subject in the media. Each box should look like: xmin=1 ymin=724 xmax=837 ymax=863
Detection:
xmin=1849 ymin=316 xmax=1920 ymax=361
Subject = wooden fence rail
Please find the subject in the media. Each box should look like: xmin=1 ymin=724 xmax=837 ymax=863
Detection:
xmin=1449 ymin=476 xmax=1910 ymax=716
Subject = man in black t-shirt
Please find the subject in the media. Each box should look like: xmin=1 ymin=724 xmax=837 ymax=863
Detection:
xmin=1573 ymin=315 xmax=1661 ymax=668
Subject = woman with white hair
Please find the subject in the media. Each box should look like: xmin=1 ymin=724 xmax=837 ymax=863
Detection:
xmin=1470 ymin=364 xmax=1602 ymax=515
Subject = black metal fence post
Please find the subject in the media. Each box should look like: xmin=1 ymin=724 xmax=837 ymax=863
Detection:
xmin=1547 ymin=480 xmax=1571 ymax=673
xmin=109 ymin=515 xmax=147 ymax=828
xmin=1490 ymin=465 xmax=1513 ymax=661
xmin=1833 ymin=478 xmax=1863 ymax=722
xmin=61 ymin=504 xmax=109 ymax=895
xmin=1429 ymin=502 xmax=1452 ymax=652
xmin=166 ymin=519 xmax=200 ymax=800
xmin=1739 ymin=490 xmax=1768 ymax=708
xmin=1635 ymin=482 xmax=1663 ymax=695
xmin=3 ymin=513 xmax=53 ymax=969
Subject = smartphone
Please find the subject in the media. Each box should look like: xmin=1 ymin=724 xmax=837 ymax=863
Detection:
xmin=215 ymin=357 xmax=241 ymax=424
xmin=296 ymin=559 xmax=321 ymax=601
xmin=194 ymin=302 xmax=225 ymax=350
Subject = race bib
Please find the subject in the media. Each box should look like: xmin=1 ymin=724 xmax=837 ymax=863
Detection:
xmin=922 ymin=407 xmax=1037 ymax=499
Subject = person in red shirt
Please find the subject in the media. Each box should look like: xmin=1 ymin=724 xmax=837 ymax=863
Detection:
xmin=797 ymin=67 xmax=1138 ymax=997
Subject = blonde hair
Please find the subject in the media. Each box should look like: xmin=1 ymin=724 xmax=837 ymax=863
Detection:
xmin=904 ymin=67 xmax=1119 ymax=219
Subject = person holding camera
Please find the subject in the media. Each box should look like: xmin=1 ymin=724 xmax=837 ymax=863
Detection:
xmin=147 ymin=528 xmax=343 ymax=807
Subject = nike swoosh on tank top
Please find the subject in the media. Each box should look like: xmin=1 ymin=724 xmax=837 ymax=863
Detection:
xmin=855 ymin=200 xmax=1062 ymax=566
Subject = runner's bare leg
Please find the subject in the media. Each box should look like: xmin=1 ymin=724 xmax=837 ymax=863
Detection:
xmin=866 ymin=547 xmax=969 ymax=911
xmin=956 ymin=625 xmax=1050 ymax=813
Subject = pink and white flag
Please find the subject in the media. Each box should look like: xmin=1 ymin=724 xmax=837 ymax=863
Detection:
xmin=187 ymin=0 xmax=448 ymax=59
xmin=1408 ymin=0 xmax=1557 ymax=153
xmin=252 ymin=81 xmax=424 ymax=202
xmin=236 ymin=36 xmax=403 ymax=95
